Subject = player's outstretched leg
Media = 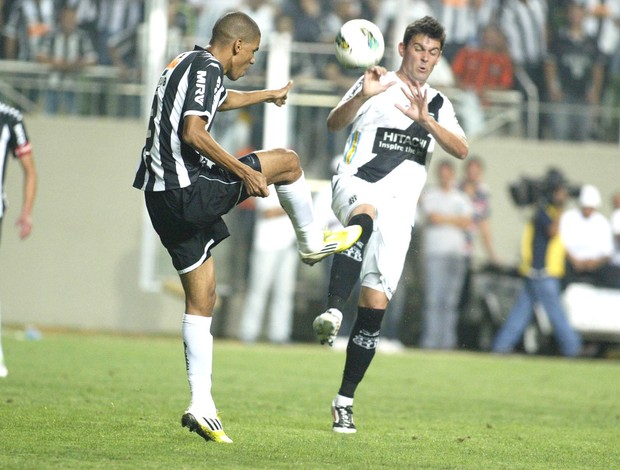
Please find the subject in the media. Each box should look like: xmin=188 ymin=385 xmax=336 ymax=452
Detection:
xmin=274 ymin=172 xmax=362 ymax=266
xmin=299 ymin=225 xmax=362 ymax=266
xmin=313 ymin=213 xmax=373 ymax=344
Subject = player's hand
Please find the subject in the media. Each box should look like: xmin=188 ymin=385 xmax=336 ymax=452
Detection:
xmin=16 ymin=212 xmax=32 ymax=240
xmin=361 ymin=66 xmax=395 ymax=98
xmin=266 ymin=80 xmax=293 ymax=107
xmin=395 ymin=80 xmax=430 ymax=124
xmin=242 ymin=168 xmax=270 ymax=197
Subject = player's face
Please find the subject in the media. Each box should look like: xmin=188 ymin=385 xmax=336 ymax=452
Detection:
xmin=228 ymin=36 xmax=260 ymax=81
xmin=399 ymin=34 xmax=442 ymax=84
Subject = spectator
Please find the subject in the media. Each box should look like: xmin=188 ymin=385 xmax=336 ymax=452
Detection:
xmin=0 ymin=0 xmax=17 ymax=58
xmin=420 ymin=159 xmax=473 ymax=350
xmin=239 ymin=0 xmax=276 ymax=72
xmin=96 ymin=0 xmax=143 ymax=65
xmin=65 ymin=0 xmax=99 ymax=48
xmin=544 ymin=0 xmax=605 ymax=142
xmin=583 ymin=0 xmax=620 ymax=140
xmin=238 ymin=188 xmax=299 ymax=344
xmin=373 ymin=0 xmax=436 ymax=53
xmin=283 ymin=0 xmax=328 ymax=43
xmin=492 ymin=179 xmax=582 ymax=357
xmin=604 ymin=24 xmax=620 ymax=141
xmin=191 ymin=0 xmax=242 ymax=46
xmin=106 ymin=2 xmax=144 ymax=118
xmin=457 ymin=156 xmax=499 ymax=344
xmin=4 ymin=0 xmax=55 ymax=61
xmin=36 ymin=6 xmax=97 ymax=115
xmin=451 ymin=23 xmax=514 ymax=136
xmin=459 ymin=156 xmax=499 ymax=264
xmin=560 ymin=184 xmax=620 ymax=288
xmin=612 ymin=191 xmax=620 ymax=266
xmin=499 ymin=0 xmax=549 ymax=138
xmin=475 ymin=0 xmax=502 ymax=29
xmin=239 ymin=0 xmax=275 ymax=36
xmin=436 ymin=0 xmax=478 ymax=63
xmin=583 ymin=0 xmax=620 ymax=68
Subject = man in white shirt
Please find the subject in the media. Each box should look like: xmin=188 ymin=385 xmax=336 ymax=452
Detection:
xmin=560 ymin=184 xmax=619 ymax=288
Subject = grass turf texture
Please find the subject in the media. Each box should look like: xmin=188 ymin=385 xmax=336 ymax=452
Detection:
xmin=0 ymin=332 xmax=618 ymax=469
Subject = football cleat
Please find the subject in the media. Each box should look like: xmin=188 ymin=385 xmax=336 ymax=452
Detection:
xmin=313 ymin=308 xmax=343 ymax=346
xmin=299 ymin=225 xmax=362 ymax=266
xmin=0 ymin=362 xmax=7 ymax=378
xmin=181 ymin=412 xmax=233 ymax=444
xmin=332 ymin=400 xmax=356 ymax=434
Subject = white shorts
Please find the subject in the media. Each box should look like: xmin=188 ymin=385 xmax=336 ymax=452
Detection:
xmin=331 ymin=174 xmax=414 ymax=299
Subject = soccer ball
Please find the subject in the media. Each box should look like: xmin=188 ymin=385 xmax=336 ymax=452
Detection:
xmin=335 ymin=19 xmax=385 ymax=69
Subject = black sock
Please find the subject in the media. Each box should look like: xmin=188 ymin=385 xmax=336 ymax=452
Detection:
xmin=338 ymin=307 xmax=385 ymax=398
xmin=327 ymin=213 xmax=373 ymax=310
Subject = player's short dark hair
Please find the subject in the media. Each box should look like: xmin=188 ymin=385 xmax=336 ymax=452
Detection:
xmin=211 ymin=11 xmax=261 ymax=45
xmin=403 ymin=16 xmax=446 ymax=50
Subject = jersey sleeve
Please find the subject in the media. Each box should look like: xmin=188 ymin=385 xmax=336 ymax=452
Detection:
xmin=436 ymin=94 xmax=466 ymax=138
xmin=183 ymin=53 xmax=227 ymax=124
xmin=337 ymin=75 xmax=365 ymax=111
xmin=10 ymin=117 xmax=32 ymax=158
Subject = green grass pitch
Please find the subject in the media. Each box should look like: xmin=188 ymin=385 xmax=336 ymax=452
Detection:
xmin=0 ymin=331 xmax=618 ymax=469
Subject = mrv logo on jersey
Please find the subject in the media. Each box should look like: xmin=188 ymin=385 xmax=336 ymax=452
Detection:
xmin=373 ymin=127 xmax=430 ymax=159
xmin=195 ymin=71 xmax=207 ymax=106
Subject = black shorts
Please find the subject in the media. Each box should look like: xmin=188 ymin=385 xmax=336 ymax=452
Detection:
xmin=144 ymin=153 xmax=261 ymax=273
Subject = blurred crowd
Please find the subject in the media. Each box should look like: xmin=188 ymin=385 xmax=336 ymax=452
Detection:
xmin=1 ymin=0 xmax=619 ymax=141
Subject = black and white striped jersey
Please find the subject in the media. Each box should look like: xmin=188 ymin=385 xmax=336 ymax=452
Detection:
xmin=133 ymin=46 xmax=228 ymax=192
xmin=0 ymin=102 xmax=32 ymax=218
xmin=500 ymin=0 xmax=548 ymax=66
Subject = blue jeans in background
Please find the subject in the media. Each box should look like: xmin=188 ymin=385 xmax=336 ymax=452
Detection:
xmin=492 ymin=275 xmax=582 ymax=357
xmin=421 ymin=254 xmax=468 ymax=349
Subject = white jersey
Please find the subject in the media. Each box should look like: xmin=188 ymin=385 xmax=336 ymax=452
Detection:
xmin=330 ymin=72 xmax=465 ymax=297
xmin=333 ymin=71 xmax=465 ymax=227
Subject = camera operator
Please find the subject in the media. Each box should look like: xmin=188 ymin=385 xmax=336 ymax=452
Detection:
xmin=560 ymin=184 xmax=620 ymax=289
xmin=493 ymin=178 xmax=583 ymax=357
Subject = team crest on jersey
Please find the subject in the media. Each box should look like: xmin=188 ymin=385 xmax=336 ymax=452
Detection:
xmin=195 ymin=71 xmax=207 ymax=106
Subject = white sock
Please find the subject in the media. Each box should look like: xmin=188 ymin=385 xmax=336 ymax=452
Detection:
xmin=275 ymin=172 xmax=322 ymax=252
xmin=335 ymin=394 xmax=354 ymax=407
xmin=182 ymin=313 xmax=217 ymax=416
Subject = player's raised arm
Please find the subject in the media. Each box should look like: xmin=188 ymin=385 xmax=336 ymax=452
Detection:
xmin=396 ymin=81 xmax=468 ymax=160
xmin=219 ymin=81 xmax=293 ymax=111
xmin=326 ymin=66 xmax=395 ymax=132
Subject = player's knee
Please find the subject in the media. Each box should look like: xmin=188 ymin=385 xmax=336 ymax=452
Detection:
xmin=277 ymin=148 xmax=302 ymax=180
xmin=184 ymin=288 xmax=217 ymax=316
xmin=349 ymin=213 xmax=373 ymax=244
